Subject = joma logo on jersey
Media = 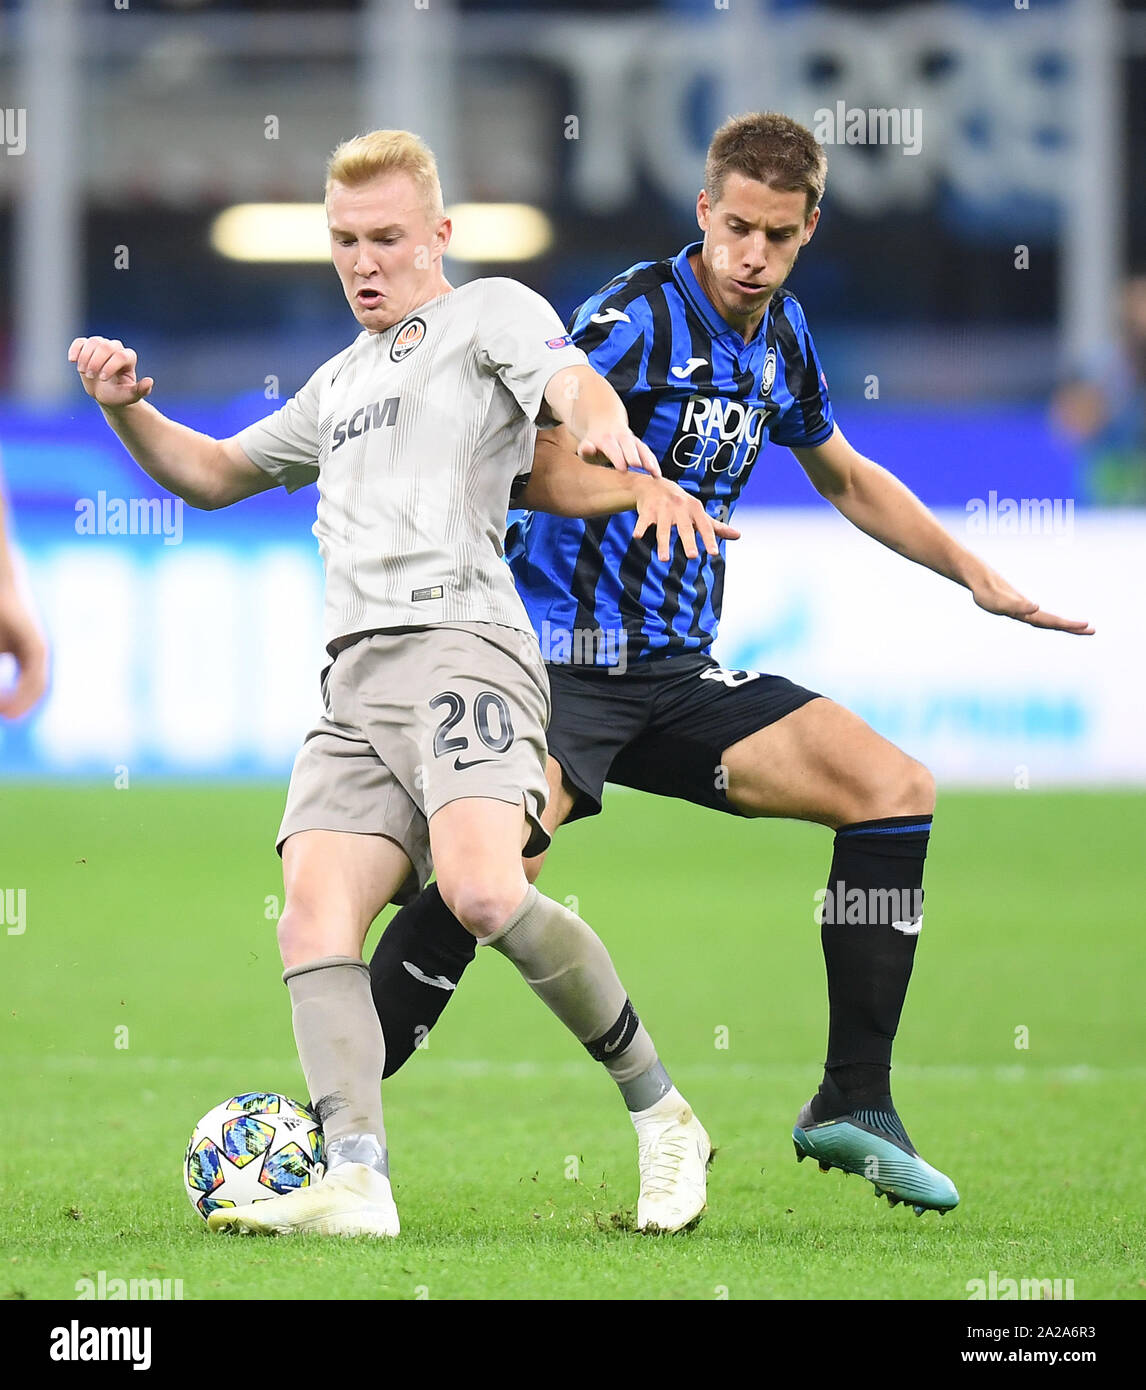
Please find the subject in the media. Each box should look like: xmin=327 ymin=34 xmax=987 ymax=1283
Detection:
xmin=331 ymin=397 xmax=400 ymax=451
xmin=669 ymin=395 xmax=777 ymax=479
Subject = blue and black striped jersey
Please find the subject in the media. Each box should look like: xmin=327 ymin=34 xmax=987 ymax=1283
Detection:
xmin=506 ymin=241 xmax=835 ymax=664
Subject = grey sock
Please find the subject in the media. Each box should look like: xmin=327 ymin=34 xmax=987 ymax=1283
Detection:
xmin=483 ymin=887 xmax=664 ymax=1107
xmin=325 ymin=1133 xmax=389 ymax=1178
xmin=283 ymin=956 xmax=387 ymax=1170
xmin=617 ymin=1061 xmax=674 ymax=1113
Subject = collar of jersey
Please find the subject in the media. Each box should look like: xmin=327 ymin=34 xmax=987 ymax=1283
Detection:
xmin=367 ymin=285 xmax=456 ymax=339
xmin=672 ymin=240 xmax=767 ymax=351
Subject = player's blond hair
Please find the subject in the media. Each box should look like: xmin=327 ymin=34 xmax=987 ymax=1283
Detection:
xmin=705 ymin=112 xmax=827 ymax=219
xmin=325 ymin=129 xmax=445 ymax=218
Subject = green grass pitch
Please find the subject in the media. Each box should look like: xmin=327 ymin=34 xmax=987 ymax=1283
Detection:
xmin=2 ymin=784 xmax=1144 ymax=1301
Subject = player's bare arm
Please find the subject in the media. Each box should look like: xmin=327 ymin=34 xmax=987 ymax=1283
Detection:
xmin=519 ymin=427 xmax=740 ymax=562
xmin=791 ymin=425 xmax=1094 ymax=636
xmin=542 ymin=363 xmax=661 ymax=476
xmin=68 ymin=335 xmax=274 ymax=510
xmin=0 ymin=483 xmax=48 ymax=719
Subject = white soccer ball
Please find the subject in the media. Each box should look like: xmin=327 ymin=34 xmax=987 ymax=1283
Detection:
xmin=183 ymin=1092 xmax=326 ymax=1222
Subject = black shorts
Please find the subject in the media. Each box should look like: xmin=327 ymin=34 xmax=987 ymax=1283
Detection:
xmin=545 ymin=653 xmax=821 ymax=822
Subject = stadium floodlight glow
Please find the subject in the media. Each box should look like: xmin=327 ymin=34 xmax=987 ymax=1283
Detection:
xmin=444 ymin=204 xmax=553 ymax=263
xmin=209 ymin=201 xmax=553 ymax=265
xmin=209 ymin=203 xmax=330 ymax=263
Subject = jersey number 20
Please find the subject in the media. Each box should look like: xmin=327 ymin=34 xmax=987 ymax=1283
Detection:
xmin=429 ymin=690 xmax=515 ymax=761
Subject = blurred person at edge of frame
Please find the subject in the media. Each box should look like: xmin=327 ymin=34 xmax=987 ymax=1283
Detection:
xmin=0 ymin=455 xmax=49 ymax=720
xmin=1052 ymin=275 xmax=1146 ymax=507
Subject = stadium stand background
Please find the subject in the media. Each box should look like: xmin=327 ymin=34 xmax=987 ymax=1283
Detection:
xmin=1 ymin=0 xmax=1140 ymax=783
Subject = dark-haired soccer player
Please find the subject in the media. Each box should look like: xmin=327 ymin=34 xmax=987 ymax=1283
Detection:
xmin=369 ymin=112 xmax=1093 ymax=1219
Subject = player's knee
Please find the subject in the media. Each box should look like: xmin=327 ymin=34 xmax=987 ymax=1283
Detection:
xmin=896 ymin=757 xmax=936 ymax=816
xmin=276 ymin=897 xmax=357 ymax=969
xmin=276 ymin=902 xmax=322 ymax=969
xmin=841 ymin=750 xmax=934 ymax=825
xmin=863 ymin=754 xmax=935 ymax=820
xmin=438 ymin=877 xmax=527 ymax=938
xmin=912 ymin=758 xmax=936 ymax=813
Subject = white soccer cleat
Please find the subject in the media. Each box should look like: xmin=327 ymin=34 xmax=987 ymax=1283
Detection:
xmin=632 ymin=1089 xmax=712 ymax=1233
xmin=206 ymin=1161 xmax=400 ymax=1238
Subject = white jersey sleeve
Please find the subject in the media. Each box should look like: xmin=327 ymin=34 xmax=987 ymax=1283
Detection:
xmin=474 ymin=278 xmax=588 ymax=429
xmin=232 ymin=347 xmax=352 ymax=493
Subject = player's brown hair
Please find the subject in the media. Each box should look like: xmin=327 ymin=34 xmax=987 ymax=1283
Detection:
xmin=705 ymin=112 xmax=827 ymax=218
xmin=325 ymin=129 xmax=445 ymax=218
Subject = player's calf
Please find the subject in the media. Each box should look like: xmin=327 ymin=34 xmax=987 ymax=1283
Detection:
xmin=284 ymin=955 xmax=390 ymax=1172
xmin=398 ymin=800 xmax=712 ymax=1232
xmin=369 ymin=884 xmax=477 ymax=1079
xmin=275 ymin=831 xmax=406 ymax=1192
xmin=479 ymin=885 xmax=711 ymax=1231
xmin=811 ymin=813 xmax=934 ymax=1114
xmin=726 ymin=706 xmax=943 ymax=1142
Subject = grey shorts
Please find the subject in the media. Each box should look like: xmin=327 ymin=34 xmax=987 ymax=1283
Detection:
xmin=277 ymin=622 xmax=552 ymax=903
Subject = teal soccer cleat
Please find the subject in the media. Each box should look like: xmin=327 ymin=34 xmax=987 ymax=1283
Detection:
xmin=792 ymin=1100 xmax=959 ymax=1216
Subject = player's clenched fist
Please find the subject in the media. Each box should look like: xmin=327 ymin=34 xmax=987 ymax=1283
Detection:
xmin=67 ymin=336 xmax=154 ymax=408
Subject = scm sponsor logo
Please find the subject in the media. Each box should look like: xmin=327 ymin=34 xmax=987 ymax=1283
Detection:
xmin=331 ymin=396 xmax=400 ymax=451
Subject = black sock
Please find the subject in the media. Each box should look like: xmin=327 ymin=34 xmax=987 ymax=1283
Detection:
xmin=368 ymin=884 xmax=475 ymax=1079
xmin=810 ymin=814 xmax=932 ymax=1121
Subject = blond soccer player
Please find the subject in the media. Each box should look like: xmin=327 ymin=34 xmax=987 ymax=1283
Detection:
xmin=70 ymin=130 xmax=733 ymax=1237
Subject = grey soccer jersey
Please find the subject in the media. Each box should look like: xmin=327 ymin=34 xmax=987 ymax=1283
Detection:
xmin=235 ymin=277 xmax=588 ymax=651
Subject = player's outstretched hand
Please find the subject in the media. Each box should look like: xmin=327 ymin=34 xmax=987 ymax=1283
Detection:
xmin=0 ymin=585 xmax=48 ymax=719
xmin=577 ymin=428 xmax=662 ymax=477
xmin=633 ymin=477 xmax=740 ymax=562
xmin=67 ymin=336 xmax=154 ymax=408
xmin=971 ymin=569 xmax=1094 ymax=635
